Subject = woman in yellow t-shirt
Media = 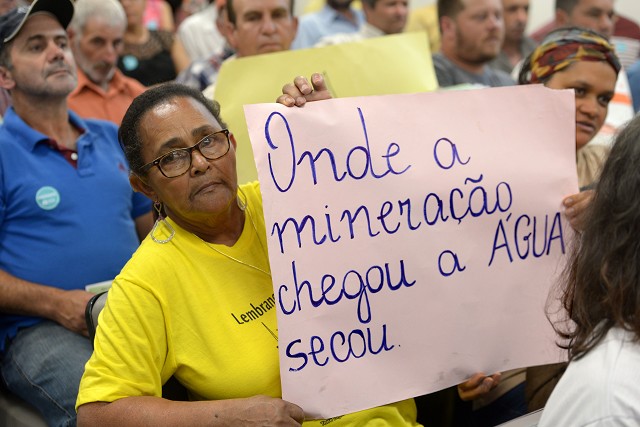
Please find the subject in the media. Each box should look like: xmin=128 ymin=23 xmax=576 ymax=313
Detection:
xmin=76 ymin=82 xmax=419 ymax=426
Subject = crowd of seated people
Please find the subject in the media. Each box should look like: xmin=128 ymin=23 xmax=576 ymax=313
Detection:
xmin=0 ymin=0 xmax=638 ymax=426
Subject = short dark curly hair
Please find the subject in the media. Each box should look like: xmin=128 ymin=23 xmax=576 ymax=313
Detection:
xmin=119 ymin=83 xmax=228 ymax=175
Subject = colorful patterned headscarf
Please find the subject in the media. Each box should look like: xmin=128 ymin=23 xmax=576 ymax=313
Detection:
xmin=519 ymin=27 xmax=621 ymax=85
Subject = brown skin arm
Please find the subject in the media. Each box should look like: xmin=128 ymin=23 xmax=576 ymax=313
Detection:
xmin=0 ymin=269 xmax=93 ymax=336
xmin=78 ymin=395 xmax=305 ymax=427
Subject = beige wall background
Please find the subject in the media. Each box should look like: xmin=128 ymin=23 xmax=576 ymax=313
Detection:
xmin=292 ymin=0 xmax=640 ymax=35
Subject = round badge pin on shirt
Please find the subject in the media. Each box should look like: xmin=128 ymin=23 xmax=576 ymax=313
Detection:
xmin=122 ymin=55 xmax=139 ymax=71
xmin=35 ymin=186 xmax=61 ymax=210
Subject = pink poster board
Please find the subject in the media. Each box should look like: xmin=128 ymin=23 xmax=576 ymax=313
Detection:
xmin=244 ymin=85 xmax=577 ymax=419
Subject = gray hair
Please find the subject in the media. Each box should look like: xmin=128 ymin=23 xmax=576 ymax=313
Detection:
xmin=69 ymin=0 xmax=126 ymax=33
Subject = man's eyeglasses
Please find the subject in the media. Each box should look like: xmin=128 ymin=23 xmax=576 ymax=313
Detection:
xmin=139 ymin=129 xmax=230 ymax=178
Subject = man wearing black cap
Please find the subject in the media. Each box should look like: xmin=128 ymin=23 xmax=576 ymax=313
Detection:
xmin=0 ymin=1 xmax=152 ymax=425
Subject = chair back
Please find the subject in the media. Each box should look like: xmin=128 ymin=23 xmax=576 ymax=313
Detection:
xmin=85 ymin=291 xmax=108 ymax=347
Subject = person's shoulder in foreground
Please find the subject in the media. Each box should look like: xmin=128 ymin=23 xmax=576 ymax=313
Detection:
xmin=538 ymin=327 xmax=640 ymax=426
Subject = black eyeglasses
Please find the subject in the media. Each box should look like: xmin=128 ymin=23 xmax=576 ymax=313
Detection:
xmin=139 ymin=129 xmax=231 ymax=178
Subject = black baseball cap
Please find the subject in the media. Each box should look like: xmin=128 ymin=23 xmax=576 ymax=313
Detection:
xmin=0 ymin=0 xmax=74 ymax=52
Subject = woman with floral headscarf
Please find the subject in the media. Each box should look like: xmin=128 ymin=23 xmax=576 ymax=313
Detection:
xmin=518 ymin=27 xmax=621 ymax=191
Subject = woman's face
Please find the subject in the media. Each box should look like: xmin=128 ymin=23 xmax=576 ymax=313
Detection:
xmin=544 ymin=60 xmax=617 ymax=150
xmin=135 ymin=96 xmax=238 ymax=231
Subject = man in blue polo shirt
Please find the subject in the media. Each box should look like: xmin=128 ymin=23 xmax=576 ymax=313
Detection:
xmin=0 ymin=1 xmax=152 ymax=425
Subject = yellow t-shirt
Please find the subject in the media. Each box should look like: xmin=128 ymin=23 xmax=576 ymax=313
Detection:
xmin=77 ymin=181 xmax=419 ymax=426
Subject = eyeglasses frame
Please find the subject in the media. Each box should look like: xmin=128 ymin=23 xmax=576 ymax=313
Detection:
xmin=138 ymin=129 xmax=231 ymax=178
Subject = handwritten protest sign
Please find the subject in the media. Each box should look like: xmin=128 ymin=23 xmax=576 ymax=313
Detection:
xmin=244 ymin=85 xmax=576 ymax=419
xmin=215 ymin=32 xmax=437 ymax=184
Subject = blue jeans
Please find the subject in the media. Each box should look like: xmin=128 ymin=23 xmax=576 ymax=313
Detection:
xmin=1 ymin=321 xmax=92 ymax=427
